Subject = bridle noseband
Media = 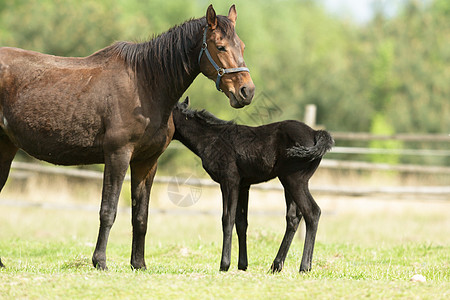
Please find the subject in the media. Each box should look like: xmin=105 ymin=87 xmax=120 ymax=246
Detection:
xmin=198 ymin=26 xmax=250 ymax=92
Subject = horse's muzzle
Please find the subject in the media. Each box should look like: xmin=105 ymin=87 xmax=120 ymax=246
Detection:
xmin=239 ymin=82 xmax=255 ymax=105
xmin=229 ymin=82 xmax=255 ymax=108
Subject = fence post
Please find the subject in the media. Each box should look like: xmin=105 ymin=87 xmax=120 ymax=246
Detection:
xmin=304 ymin=104 xmax=317 ymax=128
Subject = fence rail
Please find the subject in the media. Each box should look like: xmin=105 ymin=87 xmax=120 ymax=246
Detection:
xmin=330 ymin=146 xmax=450 ymax=156
xmin=8 ymin=161 xmax=450 ymax=198
xmin=330 ymin=132 xmax=449 ymax=142
xmin=5 ymin=129 xmax=449 ymax=200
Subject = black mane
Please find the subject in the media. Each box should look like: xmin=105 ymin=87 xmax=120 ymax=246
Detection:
xmin=176 ymin=102 xmax=235 ymax=126
xmin=110 ymin=18 xmax=206 ymax=92
xmin=108 ymin=15 xmax=235 ymax=96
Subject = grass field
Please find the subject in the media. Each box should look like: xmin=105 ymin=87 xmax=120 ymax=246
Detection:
xmin=1 ymin=197 xmax=449 ymax=299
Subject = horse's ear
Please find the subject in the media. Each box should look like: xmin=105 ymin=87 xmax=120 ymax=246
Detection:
xmin=206 ymin=4 xmax=217 ymax=30
xmin=228 ymin=4 xmax=237 ymax=26
xmin=183 ymin=96 xmax=190 ymax=107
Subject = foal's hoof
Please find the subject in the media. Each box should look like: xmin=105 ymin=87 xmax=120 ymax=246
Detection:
xmin=219 ymin=264 xmax=230 ymax=272
xmin=0 ymin=258 xmax=5 ymax=268
xmin=92 ymin=258 xmax=108 ymax=271
xmin=299 ymin=268 xmax=311 ymax=273
xmin=270 ymin=261 xmax=283 ymax=273
xmin=299 ymin=265 xmax=311 ymax=273
xmin=131 ymin=263 xmax=147 ymax=271
xmin=94 ymin=263 xmax=108 ymax=271
xmin=238 ymin=264 xmax=248 ymax=271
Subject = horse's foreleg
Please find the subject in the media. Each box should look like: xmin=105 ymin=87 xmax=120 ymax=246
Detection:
xmin=92 ymin=148 xmax=132 ymax=270
xmin=219 ymin=182 xmax=239 ymax=271
xmin=129 ymin=161 xmax=157 ymax=270
xmin=236 ymin=185 xmax=249 ymax=271
xmin=270 ymin=192 xmax=301 ymax=273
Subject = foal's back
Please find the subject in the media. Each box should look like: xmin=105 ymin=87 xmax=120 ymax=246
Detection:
xmin=172 ymin=100 xmax=329 ymax=185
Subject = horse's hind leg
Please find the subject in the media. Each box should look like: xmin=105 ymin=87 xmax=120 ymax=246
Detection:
xmin=236 ymin=185 xmax=249 ymax=271
xmin=280 ymin=169 xmax=321 ymax=273
xmin=129 ymin=160 xmax=157 ymax=270
xmin=270 ymin=193 xmax=302 ymax=273
xmin=0 ymin=132 xmax=18 ymax=268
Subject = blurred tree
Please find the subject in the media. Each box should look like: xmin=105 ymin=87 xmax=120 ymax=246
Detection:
xmin=0 ymin=0 xmax=448 ymax=170
xmin=0 ymin=0 xmax=120 ymax=57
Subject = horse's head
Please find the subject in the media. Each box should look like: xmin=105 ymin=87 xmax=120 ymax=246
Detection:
xmin=199 ymin=5 xmax=255 ymax=108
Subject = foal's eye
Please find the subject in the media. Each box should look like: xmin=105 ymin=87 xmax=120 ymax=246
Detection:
xmin=217 ymin=46 xmax=226 ymax=52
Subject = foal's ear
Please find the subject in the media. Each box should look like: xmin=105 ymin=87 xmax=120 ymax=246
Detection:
xmin=183 ymin=96 xmax=190 ymax=107
xmin=228 ymin=4 xmax=237 ymax=26
xmin=206 ymin=4 xmax=217 ymax=30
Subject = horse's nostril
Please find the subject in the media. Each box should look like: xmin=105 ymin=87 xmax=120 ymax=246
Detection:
xmin=240 ymin=86 xmax=248 ymax=99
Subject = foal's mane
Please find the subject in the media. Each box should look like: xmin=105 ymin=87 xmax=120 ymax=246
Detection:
xmin=177 ymin=103 xmax=235 ymax=126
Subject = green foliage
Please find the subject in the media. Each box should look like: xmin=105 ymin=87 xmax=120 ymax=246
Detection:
xmin=0 ymin=0 xmax=120 ymax=57
xmin=369 ymin=113 xmax=403 ymax=164
xmin=1 ymin=0 xmax=448 ymax=168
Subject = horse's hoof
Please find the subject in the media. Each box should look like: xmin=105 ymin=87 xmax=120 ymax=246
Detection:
xmin=219 ymin=265 xmax=230 ymax=272
xmin=0 ymin=258 xmax=5 ymax=268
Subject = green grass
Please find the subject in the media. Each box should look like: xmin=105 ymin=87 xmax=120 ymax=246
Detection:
xmin=1 ymin=204 xmax=449 ymax=299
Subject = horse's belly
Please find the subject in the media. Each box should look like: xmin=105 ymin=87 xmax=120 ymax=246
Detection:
xmin=13 ymin=130 xmax=104 ymax=165
xmin=25 ymin=135 xmax=104 ymax=165
xmin=2 ymin=109 xmax=105 ymax=165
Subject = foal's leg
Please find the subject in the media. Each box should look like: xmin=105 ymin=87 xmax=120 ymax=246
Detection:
xmin=280 ymin=171 xmax=321 ymax=273
xmin=220 ymin=181 xmax=239 ymax=271
xmin=236 ymin=185 xmax=249 ymax=271
xmin=297 ymin=185 xmax=320 ymax=272
xmin=130 ymin=161 xmax=157 ymax=270
xmin=92 ymin=148 xmax=132 ymax=270
xmin=0 ymin=134 xmax=18 ymax=268
xmin=270 ymin=193 xmax=302 ymax=273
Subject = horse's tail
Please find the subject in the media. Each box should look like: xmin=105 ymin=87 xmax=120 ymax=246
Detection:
xmin=286 ymin=130 xmax=334 ymax=160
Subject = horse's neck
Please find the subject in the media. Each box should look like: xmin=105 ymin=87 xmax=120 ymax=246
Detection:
xmin=151 ymin=19 xmax=205 ymax=102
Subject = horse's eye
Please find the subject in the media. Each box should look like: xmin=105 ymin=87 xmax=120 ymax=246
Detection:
xmin=217 ymin=46 xmax=226 ymax=52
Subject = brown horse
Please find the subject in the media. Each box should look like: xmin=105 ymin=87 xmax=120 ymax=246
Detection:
xmin=0 ymin=5 xmax=254 ymax=270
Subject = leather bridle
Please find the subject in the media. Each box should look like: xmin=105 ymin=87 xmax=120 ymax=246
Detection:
xmin=198 ymin=26 xmax=250 ymax=92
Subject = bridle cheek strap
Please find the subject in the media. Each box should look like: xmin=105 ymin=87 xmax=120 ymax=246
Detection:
xmin=198 ymin=26 xmax=250 ymax=92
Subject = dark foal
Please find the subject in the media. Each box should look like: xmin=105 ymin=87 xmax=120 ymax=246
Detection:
xmin=172 ymin=97 xmax=333 ymax=273
xmin=0 ymin=5 xmax=254 ymax=270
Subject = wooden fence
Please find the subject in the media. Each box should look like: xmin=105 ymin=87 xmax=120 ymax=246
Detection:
xmin=4 ymin=122 xmax=450 ymax=199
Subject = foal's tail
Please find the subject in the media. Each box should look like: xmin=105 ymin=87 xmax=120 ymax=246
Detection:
xmin=287 ymin=130 xmax=334 ymax=160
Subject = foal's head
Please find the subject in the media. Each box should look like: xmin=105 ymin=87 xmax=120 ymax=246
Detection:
xmin=199 ymin=5 xmax=255 ymax=108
